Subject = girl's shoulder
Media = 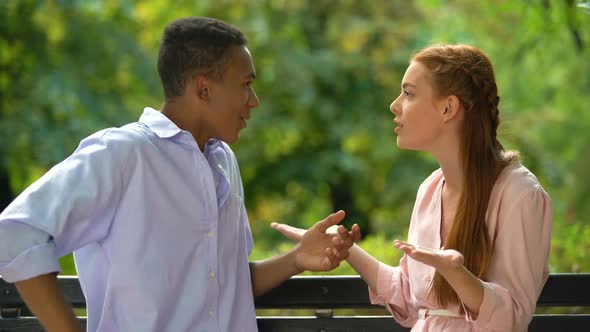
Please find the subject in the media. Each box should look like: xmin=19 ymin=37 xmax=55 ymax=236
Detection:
xmin=494 ymin=162 xmax=548 ymax=200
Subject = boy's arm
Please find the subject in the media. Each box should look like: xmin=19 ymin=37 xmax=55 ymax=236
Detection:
xmin=272 ymin=221 xmax=380 ymax=291
xmin=248 ymin=249 xmax=302 ymax=297
xmin=15 ymin=273 xmax=82 ymax=332
xmin=250 ymin=211 xmax=359 ymax=296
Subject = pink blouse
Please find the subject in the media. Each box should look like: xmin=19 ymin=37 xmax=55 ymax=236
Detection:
xmin=369 ymin=163 xmax=552 ymax=331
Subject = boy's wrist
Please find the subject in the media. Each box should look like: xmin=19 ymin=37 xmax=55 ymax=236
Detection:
xmin=288 ymin=244 xmax=306 ymax=275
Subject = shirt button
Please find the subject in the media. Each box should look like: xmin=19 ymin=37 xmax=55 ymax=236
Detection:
xmin=209 ymin=309 xmax=214 ymax=317
xmin=209 ymin=272 xmax=215 ymax=279
xmin=208 ymin=231 xmax=214 ymax=238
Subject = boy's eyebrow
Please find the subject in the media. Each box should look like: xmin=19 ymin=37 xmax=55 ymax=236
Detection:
xmin=402 ymin=82 xmax=416 ymax=89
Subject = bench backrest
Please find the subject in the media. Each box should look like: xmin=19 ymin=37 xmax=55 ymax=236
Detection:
xmin=1 ymin=274 xmax=589 ymax=331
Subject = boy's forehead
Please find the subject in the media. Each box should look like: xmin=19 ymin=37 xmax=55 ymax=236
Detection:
xmin=225 ymin=46 xmax=256 ymax=76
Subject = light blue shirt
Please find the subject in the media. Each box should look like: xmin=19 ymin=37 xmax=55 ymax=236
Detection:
xmin=0 ymin=108 xmax=258 ymax=331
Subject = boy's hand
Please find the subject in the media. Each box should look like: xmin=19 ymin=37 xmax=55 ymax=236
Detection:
xmin=271 ymin=210 xmax=361 ymax=272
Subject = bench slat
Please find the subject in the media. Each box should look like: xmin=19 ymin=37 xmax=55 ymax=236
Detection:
xmin=527 ymin=315 xmax=590 ymax=332
xmin=255 ymin=276 xmax=378 ymax=309
xmin=257 ymin=316 xmax=409 ymax=331
xmin=2 ymin=274 xmax=589 ymax=332
xmin=258 ymin=315 xmax=590 ymax=332
xmin=0 ymin=277 xmax=85 ymax=308
xmin=0 ymin=317 xmax=86 ymax=332
xmin=2 ymin=315 xmax=590 ymax=332
xmin=538 ymin=274 xmax=590 ymax=306
xmin=254 ymin=274 xmax=590 ymax=308
xmin=3 ymin=274 xmax=589 ymax=309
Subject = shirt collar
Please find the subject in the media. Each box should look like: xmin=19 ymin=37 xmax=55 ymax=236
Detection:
xmin=203 ymin=140 xmax=231 ymax=209
xmin=139 ymin=107 xmax=183 ymax=139
xmin=203 ymin=139 xmax=223 ymax=157
xmin=139 ymin=107 xmax=229 ymax=207
xmin=139 ymin=107 xmax=223 ymax=149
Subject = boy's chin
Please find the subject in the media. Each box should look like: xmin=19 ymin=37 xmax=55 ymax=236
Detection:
xmin=224 ymin=133 xmax=240 ymax=144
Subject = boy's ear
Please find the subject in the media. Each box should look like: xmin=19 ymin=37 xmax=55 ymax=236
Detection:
xmin=194 ymin=76 xmax=210 ymax=101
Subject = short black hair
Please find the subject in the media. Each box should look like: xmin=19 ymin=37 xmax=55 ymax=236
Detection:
xmin=157 ymin=17 xmax=247 ymax=98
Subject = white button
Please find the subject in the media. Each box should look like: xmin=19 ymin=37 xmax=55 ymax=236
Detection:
xmin=208 ymin=309 xmax=214 ymax=317
xmin=208 ymin=231 xmax=214 ymax=238
xmin=209 ymin=272 xmax=215 ymax=279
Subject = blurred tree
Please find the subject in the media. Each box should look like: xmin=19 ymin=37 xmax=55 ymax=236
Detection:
xmin=1 ymin=0 xmax=589 ymax=274
xmin=412 ymin=0 xmax=590 ymax=272
xmin=0 ymin=0 xmax=160 ymax=206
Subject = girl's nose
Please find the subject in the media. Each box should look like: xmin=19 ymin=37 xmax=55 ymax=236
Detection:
xmin=390 ymin=97 xmax=400 ymax=115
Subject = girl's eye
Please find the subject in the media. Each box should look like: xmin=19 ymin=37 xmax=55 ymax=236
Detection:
xmin=403 ymin=90 xmax=412 ymax=97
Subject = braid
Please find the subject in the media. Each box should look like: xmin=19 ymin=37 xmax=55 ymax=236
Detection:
xmin=485 ymin=81 xmax=500 ymax=132
xmin=463 ymin=62 xmax=503 ymax=159
xmin=490 ymin=94 xmax=504 ymax=153
xmin=412 ymin=44 xmax=519 ymax=307
xmin=480 ymin=77 xmax=504 ymax=157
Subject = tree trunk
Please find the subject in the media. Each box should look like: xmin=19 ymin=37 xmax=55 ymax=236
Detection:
xmin=329 ymin=177 xmax=371 ymax=237
xmin=0 ymin=166 xmax=14 ymax=212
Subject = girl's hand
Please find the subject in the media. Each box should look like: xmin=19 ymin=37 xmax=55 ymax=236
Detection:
xmin=393 ymin=240 xmax=464 ymax=273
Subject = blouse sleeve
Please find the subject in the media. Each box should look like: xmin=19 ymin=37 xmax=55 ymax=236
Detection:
xmin=466 ymin=185 xmax=552 ymax=331
xmin=369 ymin=255 xmax=419 ymax=327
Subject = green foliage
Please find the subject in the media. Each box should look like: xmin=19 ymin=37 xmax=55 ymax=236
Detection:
xmin=0 ymin=0 xmax=160 ymax=189
xmin=1 ymin=0 xmax=589 ymax=275
xmin=59 ymin=254 xmax=77 ymax=275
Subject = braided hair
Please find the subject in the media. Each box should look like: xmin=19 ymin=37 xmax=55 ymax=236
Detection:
xmin=412 ymin=44 xmax=518 ymax=307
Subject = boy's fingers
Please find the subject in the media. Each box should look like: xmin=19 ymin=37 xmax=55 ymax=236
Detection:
xmin=315 ymin=210 xmax=346 ymax=233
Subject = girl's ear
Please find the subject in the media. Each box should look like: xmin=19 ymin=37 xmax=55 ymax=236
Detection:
xmin=442 ymin=95 xmax=462 ymax=122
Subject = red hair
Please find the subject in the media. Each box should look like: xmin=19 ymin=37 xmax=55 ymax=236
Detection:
xmin=411 ymin=44 xmax=518 ymax=306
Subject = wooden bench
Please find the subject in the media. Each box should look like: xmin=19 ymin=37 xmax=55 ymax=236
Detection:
xmin=1 ymin=274 xmax=589 ymax=331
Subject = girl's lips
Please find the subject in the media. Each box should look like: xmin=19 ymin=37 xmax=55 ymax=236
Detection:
xmin=394 ymin=120 xmax=403 ymax=133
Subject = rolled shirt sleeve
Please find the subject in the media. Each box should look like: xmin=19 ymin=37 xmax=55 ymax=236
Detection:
xmin=369 ymin=256 xmax=419 ymax=327
xmin=0 ymin=237 xmax=61 ymax=282
xmin=466 ymin=185 xmax=552 ymax=331
xmin=0 ymin=129 xmax=128 ymax=282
